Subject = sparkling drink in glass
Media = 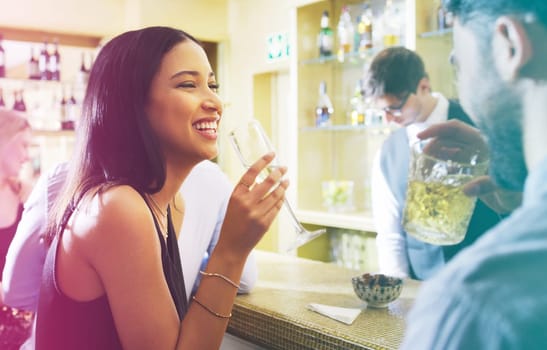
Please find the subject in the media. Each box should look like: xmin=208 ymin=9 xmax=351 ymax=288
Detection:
xmin=229 ymin=119 xmax=326 ymax=250
xmin=402 ymin=138 xmax=489 ymax=245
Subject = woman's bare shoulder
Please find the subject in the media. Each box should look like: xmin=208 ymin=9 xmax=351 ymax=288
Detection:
xmin=72 ymin=185 xmax=158 ymax=253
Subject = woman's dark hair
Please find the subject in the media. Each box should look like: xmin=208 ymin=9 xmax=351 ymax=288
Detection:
xmin=47 ymin=26 xmax=201 ymax=243
xmin=364 ymin=46 xmax=427 ymax=99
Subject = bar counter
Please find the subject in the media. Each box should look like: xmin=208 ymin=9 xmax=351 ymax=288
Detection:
xmin=227 ymin=251 xmax=420 ymax=350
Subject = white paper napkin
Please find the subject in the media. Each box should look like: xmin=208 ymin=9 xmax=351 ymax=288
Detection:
xmin=306 ymin=303 xmax=362 ymax=325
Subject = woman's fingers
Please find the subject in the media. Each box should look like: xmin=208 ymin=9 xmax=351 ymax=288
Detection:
xmin=228 ymin=150 xmax=289 ymax=238
xmin=234 ymin=152 xmax=276 ymax=194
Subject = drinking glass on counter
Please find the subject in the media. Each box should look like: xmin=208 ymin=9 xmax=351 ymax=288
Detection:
xmin=229 ymin=119 xmax=326 ymax=250
xmin=321 ymin=180 xmax=355 ymax=212
xmin=402 ymin=137 xmax=489 ymax=245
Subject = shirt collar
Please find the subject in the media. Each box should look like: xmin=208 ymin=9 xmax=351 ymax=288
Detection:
xmin=427 ymin=92 xmax=449 ymax=125
xmin=406 ymin=92 xmax=448 ymax=146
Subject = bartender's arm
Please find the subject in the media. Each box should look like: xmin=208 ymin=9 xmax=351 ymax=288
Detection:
xmin=371 ymin=152 xmax=410 ymax=278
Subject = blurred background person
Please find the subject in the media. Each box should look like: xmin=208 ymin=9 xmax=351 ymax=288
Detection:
xmin=0 ymin=108 xmax=33 ymax=349
xmin=0 ymin=108 xmax=32 ymax=291
xmin=364 ymin=47 xmax=503 ymax=280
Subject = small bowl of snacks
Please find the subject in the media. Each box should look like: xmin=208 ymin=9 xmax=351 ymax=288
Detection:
xmin=351 ymin=273 xmax=403 ymax=308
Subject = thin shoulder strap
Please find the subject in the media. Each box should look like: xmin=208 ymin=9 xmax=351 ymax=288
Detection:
xmin=141 ymin=193 xmax=167 ymax=243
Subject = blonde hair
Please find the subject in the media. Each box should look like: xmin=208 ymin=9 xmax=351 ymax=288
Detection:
xmin=0 ymin=108 xmax=31 ymax=150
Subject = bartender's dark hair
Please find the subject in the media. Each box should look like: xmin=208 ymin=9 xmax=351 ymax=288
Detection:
xmin=364 ymin=46 xmax=428 ymax=99
xmin=46 ymin=26 xmax=201 ymax=244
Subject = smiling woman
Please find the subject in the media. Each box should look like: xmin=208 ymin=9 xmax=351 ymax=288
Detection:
xmin=35 ymin=26 xmax=289 ymax=350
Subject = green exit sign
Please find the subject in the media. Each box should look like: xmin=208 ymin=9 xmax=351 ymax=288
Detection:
xmin=267 ymin=32 xmax=290 ymax=62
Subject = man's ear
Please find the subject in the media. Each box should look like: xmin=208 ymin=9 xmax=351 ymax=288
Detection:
xmin=493 ymin=16 xmax=532 ymax=81
xmin=417 ymin=77 xmax=431 ymax=95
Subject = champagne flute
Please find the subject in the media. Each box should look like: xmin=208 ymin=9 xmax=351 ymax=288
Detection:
xmin=228 ymin=119 xmax=326 ymax=251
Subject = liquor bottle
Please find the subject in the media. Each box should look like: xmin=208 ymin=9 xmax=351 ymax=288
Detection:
xmin=38 ymin=40 xmax=50 ymax=80
xmin=348 ymin=79 xmax=365 ymax=126
xmin=336 ymin=6 xmax=354 ymax=59
xmin=49 ymin=39 xmax=61 ymax=81
xmin=28 ymin=46 xmax=40 ymax=80
xmin=62 ymin=88 xmax=78 ymax=130
xmin=12 ymin=90 xmax=26 ymax=112
xmin=317 ymin=10 xmax=334 ymax=57
xmin=0 ymin=34 xmax=5 ymax=78
xmin=315 ymin=81 xmax=333 ymax=127
xmin=19 ymin=90 xmax=27 ymax=112
xmin=59 ymin=89 xmax=67 ymax=128
xmin=383 ymin=0 xmax=403 ymax=47
xmin=356 ymin=4 xmax=373 ymax=53
xmin=76 ymin=51 xmax=90 ymax=85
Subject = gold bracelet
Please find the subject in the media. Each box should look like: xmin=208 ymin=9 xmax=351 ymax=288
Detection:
xmin=199 ymin=270 xmax=240 ymax=289
xmin=192 ymin=296 xmax=232 ymax=319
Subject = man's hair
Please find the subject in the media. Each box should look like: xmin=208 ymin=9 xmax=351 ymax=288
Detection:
xmin=364 ymin=46 xmax=427 ymax=98
xmin=443 ymin=0 xmax=547 ymax=69
xmin=443 ymin=0 xmax=547 ymax=29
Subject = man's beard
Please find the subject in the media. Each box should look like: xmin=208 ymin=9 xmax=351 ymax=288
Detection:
xmin=470 ymin=73 xmax=528 ymax=191
xmin=478 ymin=111 xmax=527 ymax=191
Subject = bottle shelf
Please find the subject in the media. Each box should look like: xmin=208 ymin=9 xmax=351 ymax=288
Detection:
xmin=33 ymin=129 xmax=75 ymax=137
xmin=299 ymin=48 xmax=380 ymax=66
xmin=419 ymin=28 xmax=453 ymax=38
xmin=0 ymin=77 xmax=67 ymax=88
xmin=296 ymin=209 xmax=376 ymax=232
xmin=300 ymin=123 xmax=397 ymax=134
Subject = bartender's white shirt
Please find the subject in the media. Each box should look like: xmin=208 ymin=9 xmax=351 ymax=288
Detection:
xmin=371 ymin=93 xmax=449 ymax=278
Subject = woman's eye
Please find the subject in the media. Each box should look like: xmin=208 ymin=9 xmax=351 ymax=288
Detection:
xmin=177 ymin=82 xmax=196 ymax=88
xmin=209 ymin=83 xmax=220 ymax=92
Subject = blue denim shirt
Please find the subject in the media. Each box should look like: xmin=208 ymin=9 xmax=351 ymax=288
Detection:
xmin=401 ymin=156 xmax=547 ymax=349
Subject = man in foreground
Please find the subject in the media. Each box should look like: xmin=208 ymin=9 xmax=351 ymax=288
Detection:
xmin=401 ymin=0 xmax=547 ymax=348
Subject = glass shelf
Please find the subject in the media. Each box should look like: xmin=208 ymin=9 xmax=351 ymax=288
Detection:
xmin=299 ymin=48 xmax=380 ymax=66
xmin=300 ymin=123 xmax=397 ymax=134
xmin=419 ymin=28 xmax=453 ymax=38
xmin=0 ymin=77 xmax=68 ymax=88
xmin=33 ymin=129 xmax=75 ymax=137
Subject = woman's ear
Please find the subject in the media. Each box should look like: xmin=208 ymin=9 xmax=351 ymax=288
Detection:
xmin=493 ymin=16 xmax=533 ymax=81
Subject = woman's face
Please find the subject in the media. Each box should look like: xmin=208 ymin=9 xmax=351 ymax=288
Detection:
xmin=0 ymin=128 xmax=32 ymax=179
xmin=146 ymin=40 xmax=222 ymax=166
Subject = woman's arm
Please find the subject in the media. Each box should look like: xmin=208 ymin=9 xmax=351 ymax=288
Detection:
xmin=62 ymin=153 xmax=287 ymax=350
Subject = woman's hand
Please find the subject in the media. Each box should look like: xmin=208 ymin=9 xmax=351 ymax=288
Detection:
xmin=417 ymin=119 xmax=521 ymax=214
xmin=217 ymin=152 xmax=289 ymax=260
